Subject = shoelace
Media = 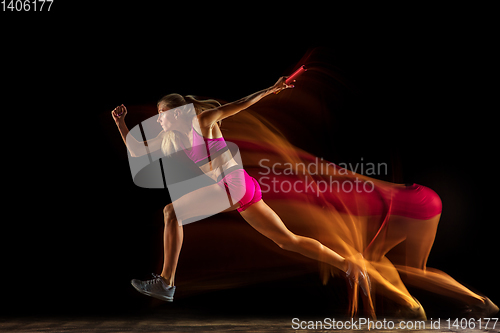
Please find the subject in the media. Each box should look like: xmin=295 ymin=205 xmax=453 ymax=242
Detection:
xmin=146 ymin=273 xmax=164 ymax=284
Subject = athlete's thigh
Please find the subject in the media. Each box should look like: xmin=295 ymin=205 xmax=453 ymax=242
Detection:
xmin=404 ymin=214 xmax=440 ymax=269
xmin=171 ymin=182 xmax=233 ymax=221
xmin=220 ymin=201 xmax=241 ymax=213
xmin=239 ymin=200 xmax=293 ymax=240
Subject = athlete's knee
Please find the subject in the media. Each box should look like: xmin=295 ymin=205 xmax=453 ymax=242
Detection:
xmin=163 ymin=204 xmax=177 ymax=225
xmin=274 ymin=233 xmax=299 ymax=251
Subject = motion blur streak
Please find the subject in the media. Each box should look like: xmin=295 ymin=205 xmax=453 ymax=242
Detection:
xmin=126 ymin=48 xmax=494 ymax=319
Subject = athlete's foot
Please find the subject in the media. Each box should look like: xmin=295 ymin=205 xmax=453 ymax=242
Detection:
xmin=131 ymin=273 xmax=176 ymax=302
xmin=463 ymin=297 xmax=499 ymax=318
xmin=398 ymin=298 xmax=427 ymax=320
xmin=345 ymin=253 xmax=371 ymax=297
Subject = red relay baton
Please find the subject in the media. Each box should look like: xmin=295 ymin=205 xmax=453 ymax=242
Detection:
xmin=285 ymin=65 xmax=307 ymax=85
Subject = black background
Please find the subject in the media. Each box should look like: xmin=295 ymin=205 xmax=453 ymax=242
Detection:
xmin=1 ymin=3 xmax=497 ymax=319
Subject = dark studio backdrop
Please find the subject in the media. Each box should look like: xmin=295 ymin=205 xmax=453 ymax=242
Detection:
xmin=1 ymin=3 xmax=497 ymax=319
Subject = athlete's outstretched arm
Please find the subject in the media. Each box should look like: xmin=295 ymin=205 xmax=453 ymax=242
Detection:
xmin=198 ymin=77 xmax=292 ymax=127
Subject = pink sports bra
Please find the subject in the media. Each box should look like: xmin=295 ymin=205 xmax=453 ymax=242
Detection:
xmin=183 ymin=126 xmax=229 ymax=167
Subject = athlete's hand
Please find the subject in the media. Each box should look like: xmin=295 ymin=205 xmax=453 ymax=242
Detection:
xmin=272 ymin=76 xmax=294 ymax=94
xmin=111 ymin=104 xmax=127 ymax=125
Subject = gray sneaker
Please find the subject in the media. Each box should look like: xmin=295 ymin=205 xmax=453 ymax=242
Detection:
xmin=131 ymin=273 xmax=176 ymax=302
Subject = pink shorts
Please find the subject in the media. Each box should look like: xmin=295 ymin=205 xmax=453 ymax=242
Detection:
xmin=217 ymin=168 xmax=262 ymax=212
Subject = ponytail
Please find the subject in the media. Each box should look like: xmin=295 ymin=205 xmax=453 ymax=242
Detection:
xmin=158 ymin=93 xmax=223 ymax=127
xmin=184 ymin=95 xmax=223 ymax=128
xmin=184 ymin=95 xmax=221 ymax=113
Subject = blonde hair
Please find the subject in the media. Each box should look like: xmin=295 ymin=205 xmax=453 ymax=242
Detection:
xmin=157 ymin=94 xmax=222 ymax=156
xmin=157 ymin=93 xmax=221 ymax=115
xmin=160 ymin=131 xmax=183 ymax=157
